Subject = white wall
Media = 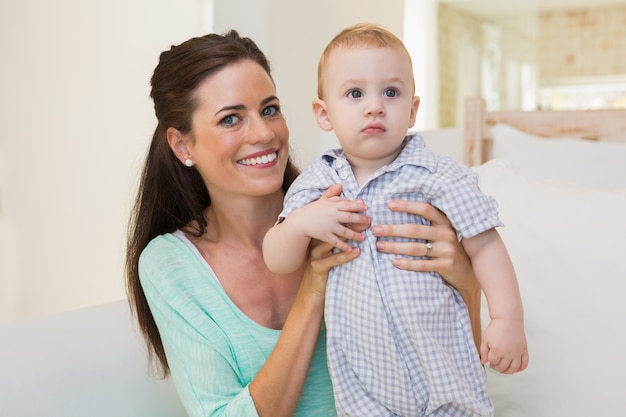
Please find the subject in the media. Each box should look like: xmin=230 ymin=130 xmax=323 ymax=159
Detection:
xmin=405 ymin=0 xmax=440 ymax=130
xmin=1 ymin=0 xmax=455 ymax=323
xmin=0 ymin=0 xmax=205 ymax=322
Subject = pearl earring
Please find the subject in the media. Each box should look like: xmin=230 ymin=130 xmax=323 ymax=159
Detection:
xmin=184 ymin=158 xmax=194 ymax=167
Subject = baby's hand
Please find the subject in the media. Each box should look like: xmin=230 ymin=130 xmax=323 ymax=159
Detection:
xmin=480 ymin=318 xmax=529 ymax=374
xmin=291 ymin=196 xmax=369 ymax=253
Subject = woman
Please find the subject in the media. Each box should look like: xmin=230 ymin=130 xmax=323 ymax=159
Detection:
xmin=126 ymin=30 xmax=480 ymax=417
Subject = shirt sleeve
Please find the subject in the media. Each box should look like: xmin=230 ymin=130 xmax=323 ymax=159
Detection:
xmin=139 ymin=235 xmax=260 ymax=417
xmin=428 ymin=159 xmax=503 ymax=240
xmin=278 ymin=165 xmax=327 ymax=220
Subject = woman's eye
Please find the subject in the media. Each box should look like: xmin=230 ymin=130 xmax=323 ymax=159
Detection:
xmin=262 ymin=105 xmax=279 ymax=117
xmin=384 ymin=88 xmax=398 ymax=98
xmin=221 ymin=114 xmax=240 ymax=126
xmin=348 ymin=90 xmax=363 ymax=99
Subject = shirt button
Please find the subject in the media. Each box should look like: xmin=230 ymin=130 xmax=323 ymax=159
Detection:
xmin=339 ymin=171 xmax=349 ymax=180
xmin=335 ymin=159 xmax=344 ymax=168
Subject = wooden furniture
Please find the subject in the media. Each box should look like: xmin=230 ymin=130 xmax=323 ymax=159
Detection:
xmin=463 ymin=97 xmax=626 ymax=166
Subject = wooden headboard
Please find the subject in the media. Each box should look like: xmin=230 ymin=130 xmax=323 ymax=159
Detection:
xmin=463 ymin=97 xmax=626 ymax=166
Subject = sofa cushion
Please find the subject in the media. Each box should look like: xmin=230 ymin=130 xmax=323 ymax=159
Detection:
xmin=0 ymin=300 xmax=186 ymax=417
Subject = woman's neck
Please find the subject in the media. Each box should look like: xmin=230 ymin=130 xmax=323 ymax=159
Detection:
xmin=203 ymin=191 xmax=284 ymax=249
xmin=191 ymin=190 xmax=300 ymax=329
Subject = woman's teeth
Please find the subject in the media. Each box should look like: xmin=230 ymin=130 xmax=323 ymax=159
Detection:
xmin=238 ymin=152 xmax=277 ymax=166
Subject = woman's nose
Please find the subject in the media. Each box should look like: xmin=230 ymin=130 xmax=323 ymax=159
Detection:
xmin=247 ymin=116 xmax=274 ymax=143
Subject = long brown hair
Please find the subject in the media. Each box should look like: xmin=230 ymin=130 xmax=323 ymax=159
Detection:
xmin=125 ymin=30 xmax=300 ymax=376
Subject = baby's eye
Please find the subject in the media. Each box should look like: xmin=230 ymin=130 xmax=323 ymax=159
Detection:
xmin=262 ymin=105 xmax=279 ymax=117
xmin=220 ymin=114 xmax=240 ymax=127
xmin=384 ymin=88 xmax=398 ymax=98
xmin=348 ymin=90 xmax=363 ymax=99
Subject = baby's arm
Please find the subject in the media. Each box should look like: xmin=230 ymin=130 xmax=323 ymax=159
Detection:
xmin=462 ymin=229 xmax=529 ymax=374
xmin=263 ymin=194 xmax=369 ymax=274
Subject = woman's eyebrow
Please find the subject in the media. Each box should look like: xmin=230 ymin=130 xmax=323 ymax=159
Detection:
xmin=261 ymin=95 xmax=279 ymax=106
xmin=214 ymin=104 xmax=245 ymax=117
xmin=213 ymin=96 xmax=278 ymax=117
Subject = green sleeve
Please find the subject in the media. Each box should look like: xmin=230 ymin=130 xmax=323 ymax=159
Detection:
xmin=139 ymin=234 xmax=260 ymax=417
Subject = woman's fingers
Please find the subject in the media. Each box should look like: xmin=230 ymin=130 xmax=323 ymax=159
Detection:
xmin=309 ymin=241 xmax=360 ymax=272
xmin=372 ymin=200 xmax=477 ymax=291
xmin=302 ymin=241 xmax=359 ymax=299
xmin=375 ymin=239 xmax=435 ymax=257
xmin=387 ymin=200 xmax=452 ymax=226
xmin=372 ymin=203 xmax=456 ymax=243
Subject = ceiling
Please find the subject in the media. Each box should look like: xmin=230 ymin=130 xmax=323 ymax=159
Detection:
xmin=439 ymin=0 xmax=626 ymax=18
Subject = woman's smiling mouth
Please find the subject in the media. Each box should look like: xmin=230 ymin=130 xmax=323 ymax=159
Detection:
xmin=237 ymin=151 xmax=278 ymax=166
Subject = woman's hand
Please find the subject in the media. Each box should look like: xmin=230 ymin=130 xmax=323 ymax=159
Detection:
xmin=372 ymin=200 xmax=477 ymax=291
xmin=372 ymin=200 xmax=482 ymax=350
xmin=304 ymin=240 xmax=360 ymax=301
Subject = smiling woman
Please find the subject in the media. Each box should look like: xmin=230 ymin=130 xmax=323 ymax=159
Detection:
xmin=165 ymin=59 xmax=290 ymax=199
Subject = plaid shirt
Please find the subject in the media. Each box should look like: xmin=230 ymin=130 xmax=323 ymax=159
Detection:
xmin=280 ymin=135 xmax=498 ymax=416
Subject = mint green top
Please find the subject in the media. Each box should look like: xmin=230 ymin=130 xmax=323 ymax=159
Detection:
xmin=139 ymin=232 xmax=336 ymax=417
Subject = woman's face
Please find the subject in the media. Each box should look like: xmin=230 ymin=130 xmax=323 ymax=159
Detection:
xmin=185 ymin=59 xmax=290 ymax=200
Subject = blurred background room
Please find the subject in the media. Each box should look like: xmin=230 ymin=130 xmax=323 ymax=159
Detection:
xmin=1 ymin=0 xmax=624 ymax=324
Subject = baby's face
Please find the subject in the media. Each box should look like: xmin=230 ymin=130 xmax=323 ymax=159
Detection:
xmin=318 ymin=46 xmax=419 ymax=165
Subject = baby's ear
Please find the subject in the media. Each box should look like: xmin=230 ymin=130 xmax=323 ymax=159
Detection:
xmin=312 ymin=99 xmax=333 ymax=131
xmin=408 ymin=95 xmax=421 ymax=128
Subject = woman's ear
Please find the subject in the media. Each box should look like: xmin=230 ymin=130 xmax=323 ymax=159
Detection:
xmin=312 ymin=99 xmax=333 ymax=131
xmin=408 ymin=96 xmax=421 ymax=128
xmin=166 ymin=127 xmax=192 ymax=165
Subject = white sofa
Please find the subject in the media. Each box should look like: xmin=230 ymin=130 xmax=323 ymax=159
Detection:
xmin=0 ymin=300 xmax=187 ymax=417
xmin=475 ymin=158 xmax=626 ymax=416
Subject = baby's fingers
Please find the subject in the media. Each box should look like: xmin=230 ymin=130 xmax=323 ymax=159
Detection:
xmin=507 ymin=351 xmax=529 ymax=374
xmin=520 ymin=350 xmax=529 ymax=372
xmin=480 ymin=342 xmax=507 ymax=373
xmin=486 ymin=353 xmax=508 ymax=373
xmin=321 ymin=183 xmax=343 ymax=199
xmin=479 ymin=342 xmax=489 ymax=366
xmin=485 ymin=350 xmax=529 ymax=374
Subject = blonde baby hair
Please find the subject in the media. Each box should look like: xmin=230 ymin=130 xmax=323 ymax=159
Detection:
xmin=317 ymin=22 xmax=414 ymax=99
